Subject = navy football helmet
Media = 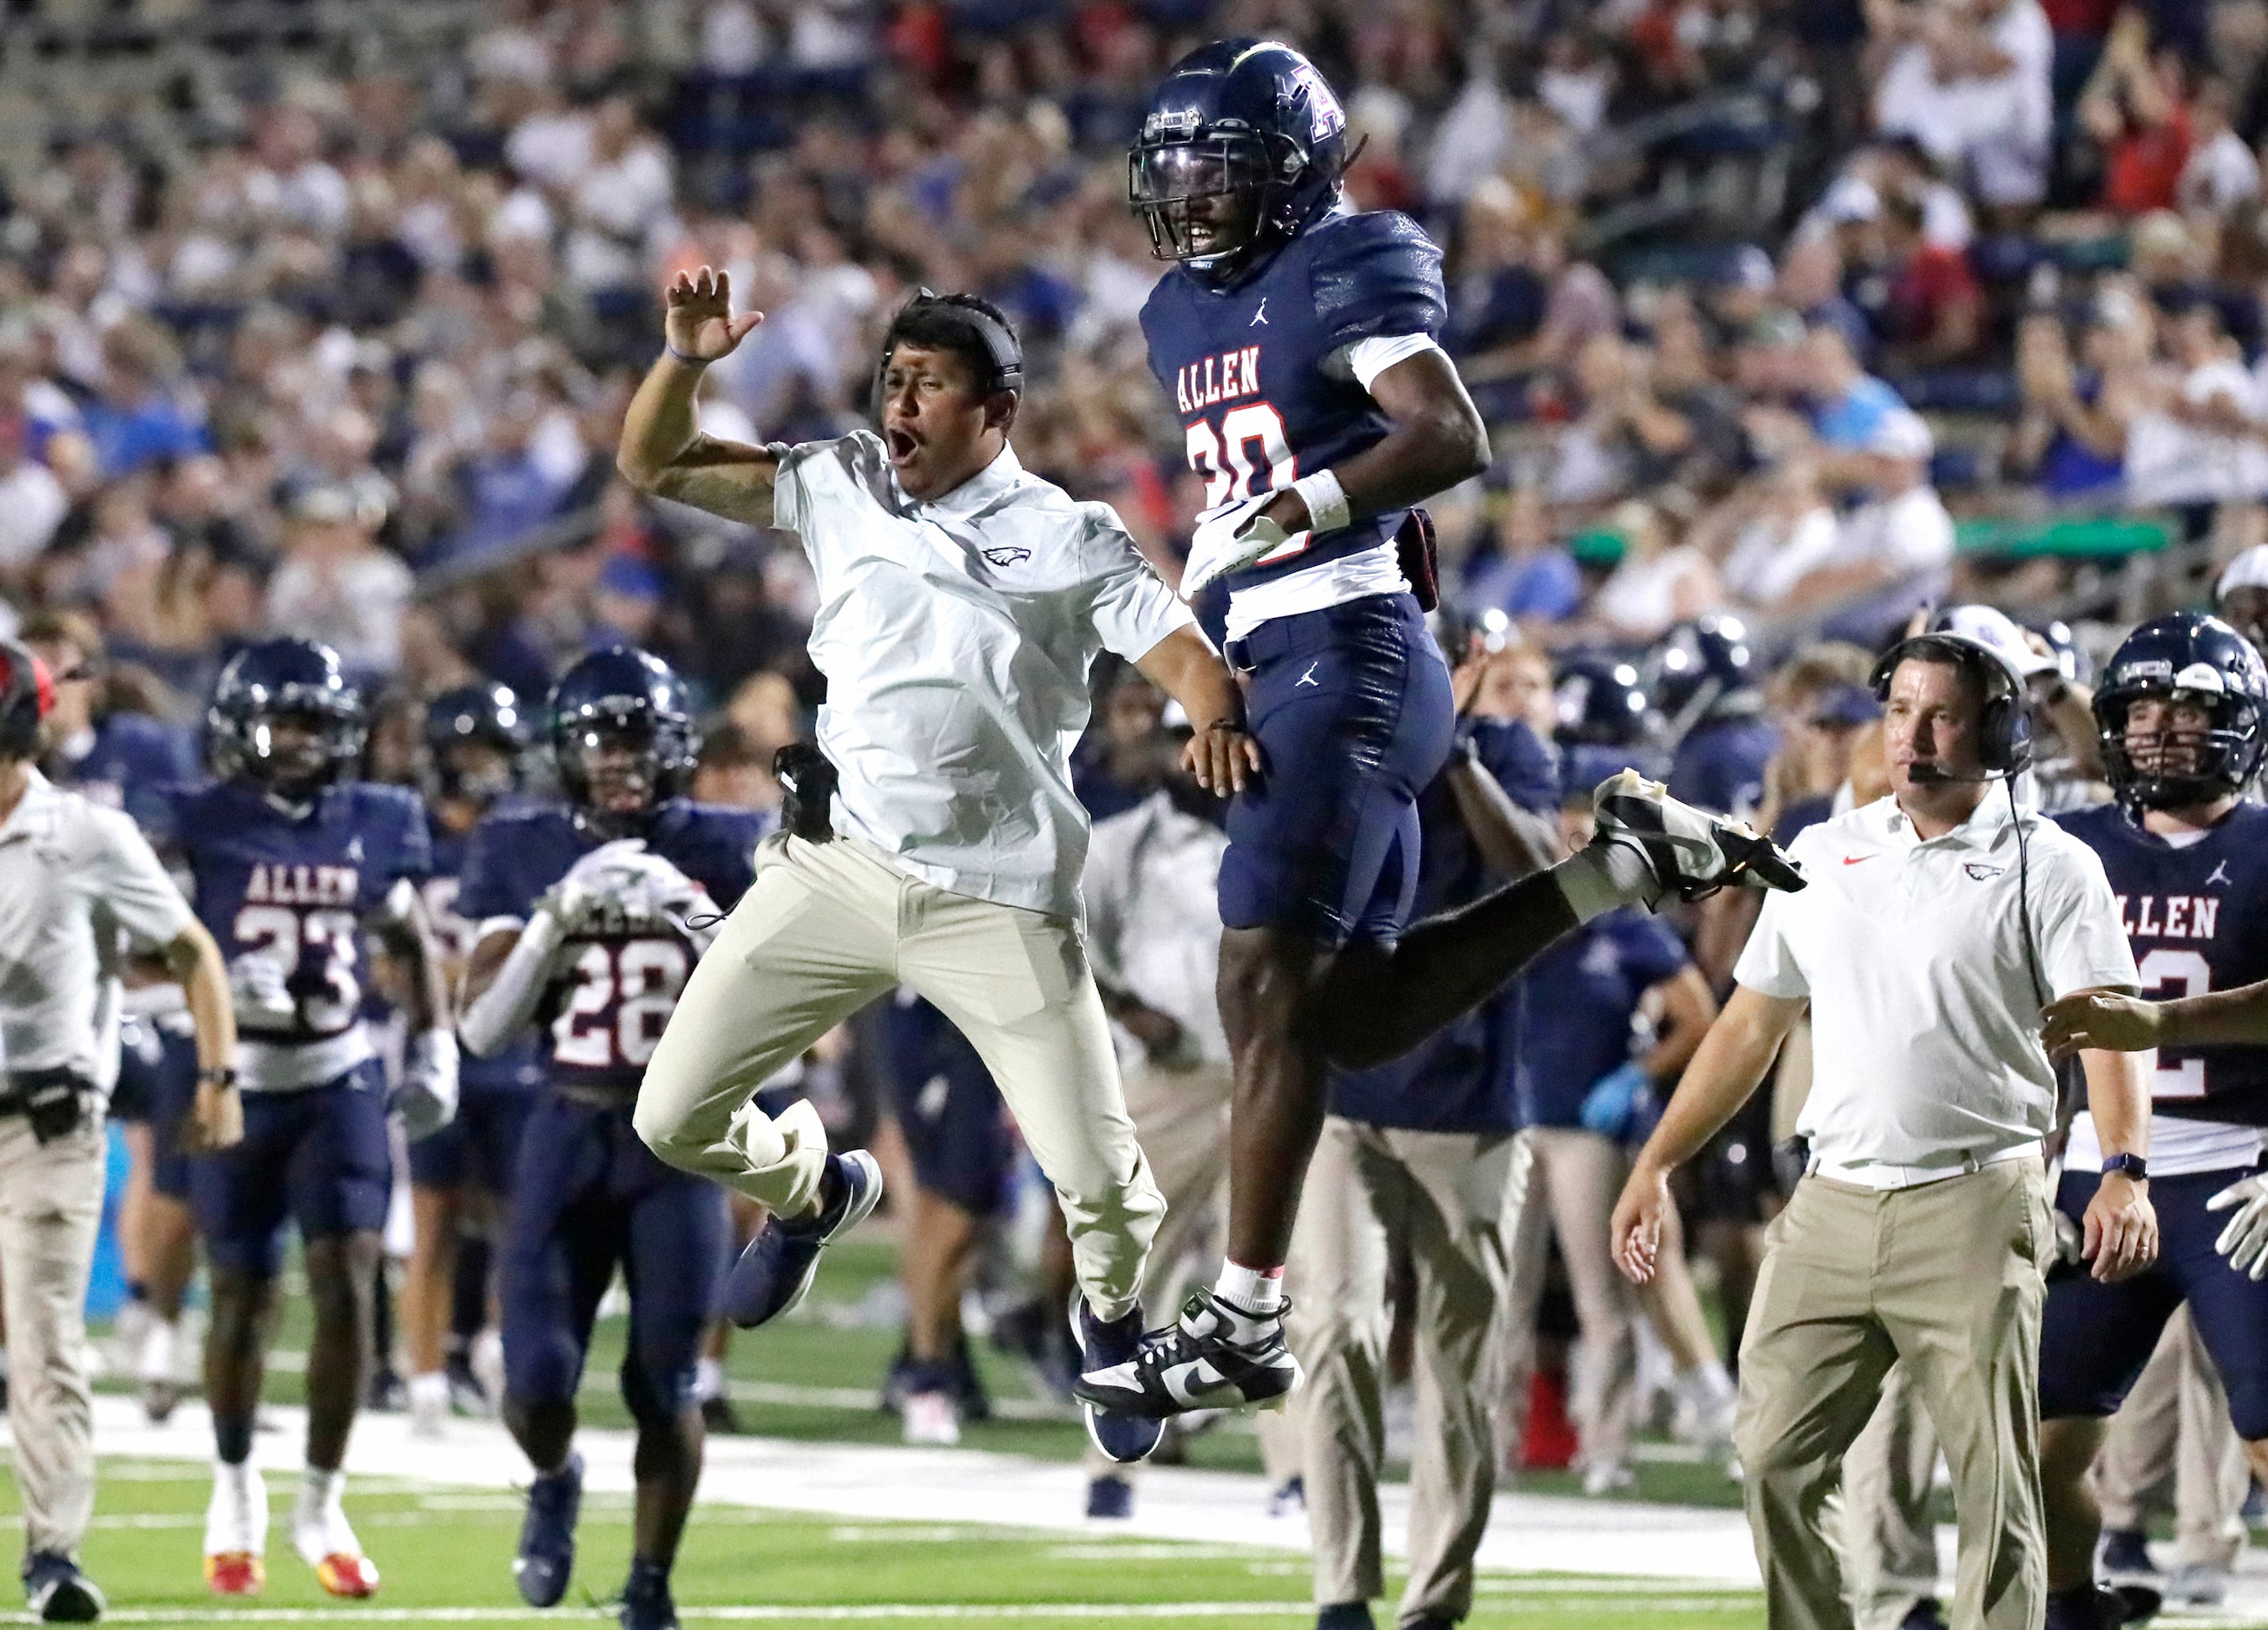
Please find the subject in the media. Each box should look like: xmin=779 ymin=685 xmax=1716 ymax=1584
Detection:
xmin=547 ymin=647 xmax=699 ymax=836
xmin=424 ymin=681 xmax=532 ymax=806
xmin=1555 ymin=654 xmax=1652 ymax=747
xmin=1130 ymin=38 xmax=1350 ymax=279
xmin=1651 ymin=615 xmax=1758 ymax=728
xmin=2096 ymin=612 xmax=2268 ymax=810
xmin=208 ymin=638 xmax=365 ymax=795
xmin=0 ymin=639 xmax=52 ymax=760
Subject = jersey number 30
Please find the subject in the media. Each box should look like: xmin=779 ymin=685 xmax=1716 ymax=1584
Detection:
xmin=1187 ymin=405 xmax=1310 ymax=566
xmin=2138 ymin=947 xmax=2211 ymax=1098
xmin=554 ymin=941 xmax=689 ymax=1069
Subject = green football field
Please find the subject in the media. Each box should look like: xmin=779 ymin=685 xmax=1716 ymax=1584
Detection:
xmin=0 ymin=1456 xmax=1766 ymax=1629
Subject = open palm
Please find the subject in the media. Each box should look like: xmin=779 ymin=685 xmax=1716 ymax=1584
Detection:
xmin=665 ymin=265 xmax=765 ymax=362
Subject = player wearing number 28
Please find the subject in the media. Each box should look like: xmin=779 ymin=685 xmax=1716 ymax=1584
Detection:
xmin=2031 ymin=613 xmax=2268 ymax=1630
xmin=161 ymin=636 xmax=455 ymax=1600
xmin=454 ymin=645 xmax=768 ymax=1630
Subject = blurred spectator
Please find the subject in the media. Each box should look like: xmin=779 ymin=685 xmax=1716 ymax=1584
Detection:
xmin=1872 ymin=0 xmax=2053 ymax=216
xmin=1588 ymin=498 xmax=1725 ymax=643
xmin=1780 ymin=408 xmax=1956 ymax=617
xmin=2008 ymin=299 xmax=2146 ymax=500
xmin=265 ymin=485 xmax=416 ymax=684
xmin=2177 ymin=76 xmax=2259 ymax=216
xmin=1467 ymin=488 xmax=1584 ymax=629
xmin=81 ymin=321 xmax=207 ymax=482
xmin=2081 ymin=12 xmax=2196 ymax=215
xmin=1862 ymin=188 xmax=1985 ymax=366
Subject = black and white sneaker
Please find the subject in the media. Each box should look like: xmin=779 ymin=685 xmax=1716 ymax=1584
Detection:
xmin=1068 ymin=1296 xmax=1165 ymax=1463
xmin=23 ymin=1553 xmax=103 ymax=1623
xmin=1072 ymin=1289 xmax=1300 ymax=1421
xmin=1593 ymin=770 xmax=1805 ymax=901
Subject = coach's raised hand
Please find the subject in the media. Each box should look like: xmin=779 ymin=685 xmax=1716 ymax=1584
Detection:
xmin=664 ymin=266 xmax=764 ymax=364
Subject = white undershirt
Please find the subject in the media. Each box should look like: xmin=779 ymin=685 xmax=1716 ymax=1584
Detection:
xmin=1223 ymin=334 xmax=1445 ymax=642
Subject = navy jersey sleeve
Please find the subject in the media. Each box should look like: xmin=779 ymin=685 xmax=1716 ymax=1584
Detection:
xmin=1309 ymin=212 xmax=1449 ymax=354
xmin=454 ymin=815 xmax=527 ymax=928
xmin=1469 ymin=720 xmax=1561 ymax=816
xmin=1607 ymin=911 xmax=1692 ymax=990
xmin=353 ymin=785 xmax=432 ymax=912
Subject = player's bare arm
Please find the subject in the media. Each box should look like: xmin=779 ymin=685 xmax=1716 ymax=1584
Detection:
xmin=617 ymin=266 xmax=778 ymax=526
xmin=1132 ymin=626 xmax=1261 ymax=795
xmin=2077 ymin=1042 xmax=2156 ymax=1281
xmin=161 ymin=917 xmax=242 ymax=1153
xmin=1442 ymin=753 xmax=1558 ymax=882
xmin=1250 ymin=348 xmax=1489 ymax=536
xmin=1611 ymin=985 xmax=1806 ymax=1285
xmin=2044 ymin=979 xmax=2268 ymax=1055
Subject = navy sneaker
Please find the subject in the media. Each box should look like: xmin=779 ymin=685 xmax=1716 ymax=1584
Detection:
xmin=2099 ymin=1528 xmax=2156 ymax=1578
xmin=723 ymin=1152 xmax=883 ymax=1330
xmin=1316 ymin=1604 xmax=1376 ymax=1630
xmin=2043 ymin=1583 xmax=2152 ymax=1630
xmin=1897 ymin=1600 xmax=1947 ymax=1630
xmin=1069 ymin=1295 xmax=1165 ymax=1463
xmin=619 ymin=1561 xmax=679 ymax=1630
xmin=1085 ymin=1474 xmax=1134 ymax=1519
xmin=23 ymin=1554 xmax=102 ymax=1623
xmin=513 ymin=1452 xmax=582 ymax=1607
xmin=1075 ymin=1288 xmax=1300 ymax=1419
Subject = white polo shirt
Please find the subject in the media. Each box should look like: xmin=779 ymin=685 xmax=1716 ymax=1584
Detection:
xmin=1084 ymin=790 xmax=1231 ymax=1066
xmin=0 ymin=770 xmax=195 ymax=1094
xmin=768 ymin=432 xmax=1196 ymax=919
xmin=1734 ymin=791 xmax=2139 ymax=1186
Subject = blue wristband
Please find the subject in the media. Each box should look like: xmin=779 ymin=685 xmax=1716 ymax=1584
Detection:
xmin=664 ymin=343 xmax=706 ymax=366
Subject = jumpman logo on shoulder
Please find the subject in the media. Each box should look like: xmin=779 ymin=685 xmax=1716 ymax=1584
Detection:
xmin=1296 ymin=661 xmax=1319 ymax=687
xmin=1251 ymin=299 xmax=1268 ymax=327
xmin=2208 ymin=859 xmax=2233 ymax=888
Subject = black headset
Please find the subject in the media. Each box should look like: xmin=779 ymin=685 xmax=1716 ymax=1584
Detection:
xmin=873 ymin=290 xmax=1025 ymax=411
xmin=1870 ymin=631 xmax=2047 ymax=1009
xmin=1869 ymin=633 xmax=2035 ymax=776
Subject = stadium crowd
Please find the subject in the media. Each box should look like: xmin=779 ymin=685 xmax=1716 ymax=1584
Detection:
xmin=13 ymin=0 xmax=2268 ymax=1623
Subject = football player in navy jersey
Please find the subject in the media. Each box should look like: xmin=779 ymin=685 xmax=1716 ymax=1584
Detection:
xmin=21 ymin=609 xmax=206 ymax=1423
xmin=1100 ymin=38 xmax=1805 ymax=1417
xmin=455 ymin=647 xmax=767 ymax=1630
xmin=2033 ymin=613 xmax=2268 ymax=1630
xmin=163 ymin=637 xmax=455 ymax=1600
xmin=403 ymin=682 xmax=544 ymax=1439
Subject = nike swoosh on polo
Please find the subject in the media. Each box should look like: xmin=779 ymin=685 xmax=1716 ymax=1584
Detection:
xmin=1841 ymin=855 xmax=1875 ymax=865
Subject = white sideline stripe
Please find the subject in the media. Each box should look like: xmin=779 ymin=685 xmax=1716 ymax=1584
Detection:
xmin=6 ymin=1601 xmax=1760 ymax=1625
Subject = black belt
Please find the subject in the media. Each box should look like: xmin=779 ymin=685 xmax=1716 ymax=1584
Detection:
xmin=0 ymin=1066 xmax=96 ymax=1143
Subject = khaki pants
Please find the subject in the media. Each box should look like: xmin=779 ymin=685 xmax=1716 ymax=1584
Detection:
xmin=1082 ymin=1060 xmax=1234 ymax=1482
xmin=1285 ymin=1116 xmax=1522 ymax=1623
xmin=1500 ymin=1127 xmax=1640 ymax=1474
xmin=0 ymin=1117 xmax=105 ymax=1560
xmin=1734 ymin=1160 xmax=2054 ymax=1630
xmin=1839 ymin=1363 xmax=1943 ymax=1630
xmin=639 ymin=834 xmax=1163 ymax=1322
xmin=2095 ymin=1309 xmax=2249 ymax=1569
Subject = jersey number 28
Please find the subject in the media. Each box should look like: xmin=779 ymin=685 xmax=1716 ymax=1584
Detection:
xmin=553 ymin=941 xmax=690 ymax=1070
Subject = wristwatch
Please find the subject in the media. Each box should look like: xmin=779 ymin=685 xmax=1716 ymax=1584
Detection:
xmin=196 ymin=1065 xmax=238 ymax=1088
xmin=2100 ymin=1153 xmax=2148 ymax=1181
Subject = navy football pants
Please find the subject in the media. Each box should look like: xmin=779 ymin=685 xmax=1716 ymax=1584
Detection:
xmin=189 ymin=1061 xmax=391 ymax=1277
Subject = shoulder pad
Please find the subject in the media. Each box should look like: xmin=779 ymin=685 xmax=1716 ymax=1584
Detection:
xmin=1308 ymin=211 xmax=1447 ymax=352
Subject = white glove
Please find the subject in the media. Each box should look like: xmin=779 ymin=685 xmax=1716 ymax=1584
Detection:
xmin=2208 ymin=1173 xmax=2268 ymax=1278
xmin=227 ymin=952 xmax=298 ymax=1029
xmin=540 ymin=839 xmax=650 ymax=937
xmin=574 ymin=840 xmax=715 ymax=938
xmin=1181 ymin=494 xmax=1295 ymax=601
xmin=396 ymin=1029 xmax=459 ymax=1141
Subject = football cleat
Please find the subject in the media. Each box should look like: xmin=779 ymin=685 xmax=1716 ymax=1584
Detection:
xmin=1073 ymin=1288 xmax=1300 ymax=1422
xmin=203 ymin=1554 xmax=262 ymax=1597
xmin=619 ymin=1561 xmax=679 ymax=1630
xmin=1085 ymin=1475 xmax=1134 ymax=1519
xmin=515 ymin=1452 xmax=583 ymax=1608
xmin=721 ymin=1151 xmax=883 ymax=1330
xmin=204 ymin=1462 xmax=267 ymax=1597
xmin=1069 ymin=1295 xmax=1166 ymax=1460
xmin=1593 ymin=770 xmax=1805 ymax=901
xmin=23 ymin=1553 xmax=104 ymax=1623
xmin=312 ymin=1554 xmax=379 ymax=1599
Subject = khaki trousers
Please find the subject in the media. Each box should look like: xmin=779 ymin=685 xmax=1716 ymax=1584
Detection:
xmin=1082 ymin=1060 xmax=1233 ymax=1482
xmin=0 ymin=1117 xmax=105 ymax=1560
xmin=1500 ymin=1127 xmax=1640 ymax=1474
xmin=639 ymin=833 xmax=1163 ymax=1322
xmin=1839 ymin=1363 xmax=1943 ymax=1630
xmin=1734 ymin=1160 xmax=2054 ymax=1630
xmin=1285 ymin=1116 xmax=1522 ymax=1623
xmin=2094 ymin=1309 xmax=2249 ymax=1569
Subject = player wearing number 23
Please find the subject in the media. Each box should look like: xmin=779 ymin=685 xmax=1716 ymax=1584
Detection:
xmin=161 ymin=636 xmax=453 ymax=1600
xmin=2035 ymin=612 xmax=2268 ymax=1630
xmin=454 ymin=645 xmax=767 ymax=1630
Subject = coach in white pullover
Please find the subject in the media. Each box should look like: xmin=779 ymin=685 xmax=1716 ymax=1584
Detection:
xmin=1609 ymin=631 xmax=2154 ymax=1630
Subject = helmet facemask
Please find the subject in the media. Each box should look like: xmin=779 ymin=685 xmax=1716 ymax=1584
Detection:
xmin=237 ymin=697 xmax=364 ymax=799
xmin=2100 ymin=683 xmax=2265 ymax=810
xmin=1130 ymin=131 xmax=1294 ymax=279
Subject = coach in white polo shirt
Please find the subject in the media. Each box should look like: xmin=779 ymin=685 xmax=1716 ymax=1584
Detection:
xmin=618 ymin=271 xmax=1254 ymax=1459
xmin=0 ymin=639 xmax=240 ymax=1621
xmin=1610 ymin=628 xmax=2155 ymax=1630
